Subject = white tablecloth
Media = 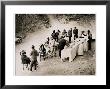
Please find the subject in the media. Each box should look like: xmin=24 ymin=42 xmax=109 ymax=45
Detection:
xmin=61 ymin=44 xmax=78 ymax=62
xmin=61 ymin=37 xmax=88 ymax=62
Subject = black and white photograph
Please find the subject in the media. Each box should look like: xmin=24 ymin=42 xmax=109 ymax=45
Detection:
xmin=15 ymin=14 xmax=96 ymax=76
xmin=2 ymin=1 xmax=107 ymax=86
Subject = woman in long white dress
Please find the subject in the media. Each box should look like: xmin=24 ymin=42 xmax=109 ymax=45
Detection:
xmin=78 ymin=40 xmax=84 ymax=55
xmin=80 ymin=31 xmax=88 ymax=52
xmin=49 ymin=38 xmax=57 ymax=57
xmin=77 ymin=31 xmax=86 ymax=55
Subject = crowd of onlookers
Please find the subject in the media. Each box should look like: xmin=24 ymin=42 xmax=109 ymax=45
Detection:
xmin=20 ymin=27 xmax=92 ymax=71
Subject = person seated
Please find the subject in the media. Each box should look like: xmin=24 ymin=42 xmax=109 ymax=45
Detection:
xmin=62 ymin=29 xmax=67 ymax=38
xmin=20 ymin=50 xmax=31 ymax=70
xmin=80 ymin=31 xmax=87 ymax=38
xmin=46 ymin=46 xmax=52 ymax=58
xmin=20 ymin=50 xmax=26 ymax=56
xmin=39 ymin=44 xmax=46 ymax=61
xmin=44 ymin=37 xmax=50 ymax=47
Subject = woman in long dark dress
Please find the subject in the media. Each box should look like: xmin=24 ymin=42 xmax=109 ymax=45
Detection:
xmin=20 ymin=50 xmax=31 ymax=70
xmin=88 ymin=30 xmax=92 ymax=50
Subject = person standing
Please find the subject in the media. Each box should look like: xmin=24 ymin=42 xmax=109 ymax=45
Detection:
xmin=47 ymin=37 xmax=50 ymax=45
xmin=80 ymin=31 xmax=88 ymax=52
xmin=58 ymin=36 xmax=66 ymax=58
xmin=55 ymin=30 xmax=59 ymax=42
xmin=73 ymin=27 xmax=78 ymax=40
xmin=80 ymin=31 xmax=87 ymax=37
xmin=68 ymin=28 xmax=72 ymax=43
xmin=62 ymin=29 xmax=67 ymax=38
xmin=30 ymin=45 xmax=39 ymax=71
xmin=51 ymin=30 xmax=56 ymax=41
xmin=87 ymin=30 xmax=92 ymax=50
xmin=58 ymin=30 xmax=61 ymax=40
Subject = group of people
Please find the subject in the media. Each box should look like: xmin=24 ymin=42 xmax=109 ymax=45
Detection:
xmin=20 ymin=45 xmax=39 ymax=71
xmin=20 ymin=27 xmax=92 ymax=71
xmin=80 ymin=30 xmax=92 ymax=50
xmin=54 ymin=27 xmax=78 ymax=43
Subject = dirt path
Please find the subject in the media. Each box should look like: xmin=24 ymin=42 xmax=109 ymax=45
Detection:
xmin=16 ymin=31 xmax=95 ymax=76
xmin=15 ymin=15 xmax=95 ymax=76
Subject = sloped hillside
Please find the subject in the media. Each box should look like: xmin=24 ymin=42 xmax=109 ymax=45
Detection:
xmin=16 ymin=14 xmax=95 ymax=39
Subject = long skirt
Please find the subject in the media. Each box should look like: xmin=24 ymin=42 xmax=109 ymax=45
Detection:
xmin=78 ymin=43 xmax=84 ymax=55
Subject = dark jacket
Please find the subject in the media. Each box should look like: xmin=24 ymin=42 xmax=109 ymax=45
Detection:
xmin=55 ymin=32 xmax=59 ymax=37
xmin=21 ymin=54 xmax=31 ymax=64
xmin=51 ymin=32 xmax=56 ymax=39
xmin=88 ymin=34 xmax=92 ymax=40
xmin=30 ymin=49 xmax=39 ymax=60
xmin=58 ymin=38 xmax=66 ymax=50
xmin=68 ymin=30 xmax=72 ymax=37
xmin=73 ymin=28 xmax=78 ymax=35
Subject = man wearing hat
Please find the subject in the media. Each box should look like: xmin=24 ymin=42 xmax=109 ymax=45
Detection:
xmin=30 ymin=45 xmax=39 ymax=71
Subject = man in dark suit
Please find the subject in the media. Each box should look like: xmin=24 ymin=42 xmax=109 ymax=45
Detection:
xmin=68 ymin=28 xmax=72 ymax=43
xmin=58 ymin=36 xmax=66 ymax=58
xmin=73 ymin=27 xmax=78 ymax=40
xmin=30 ymin=45 xmax=39 ymax=71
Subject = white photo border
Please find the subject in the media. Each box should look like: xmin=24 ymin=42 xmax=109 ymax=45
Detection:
xmin=5 ymin=5 xmax=106 ymax=85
